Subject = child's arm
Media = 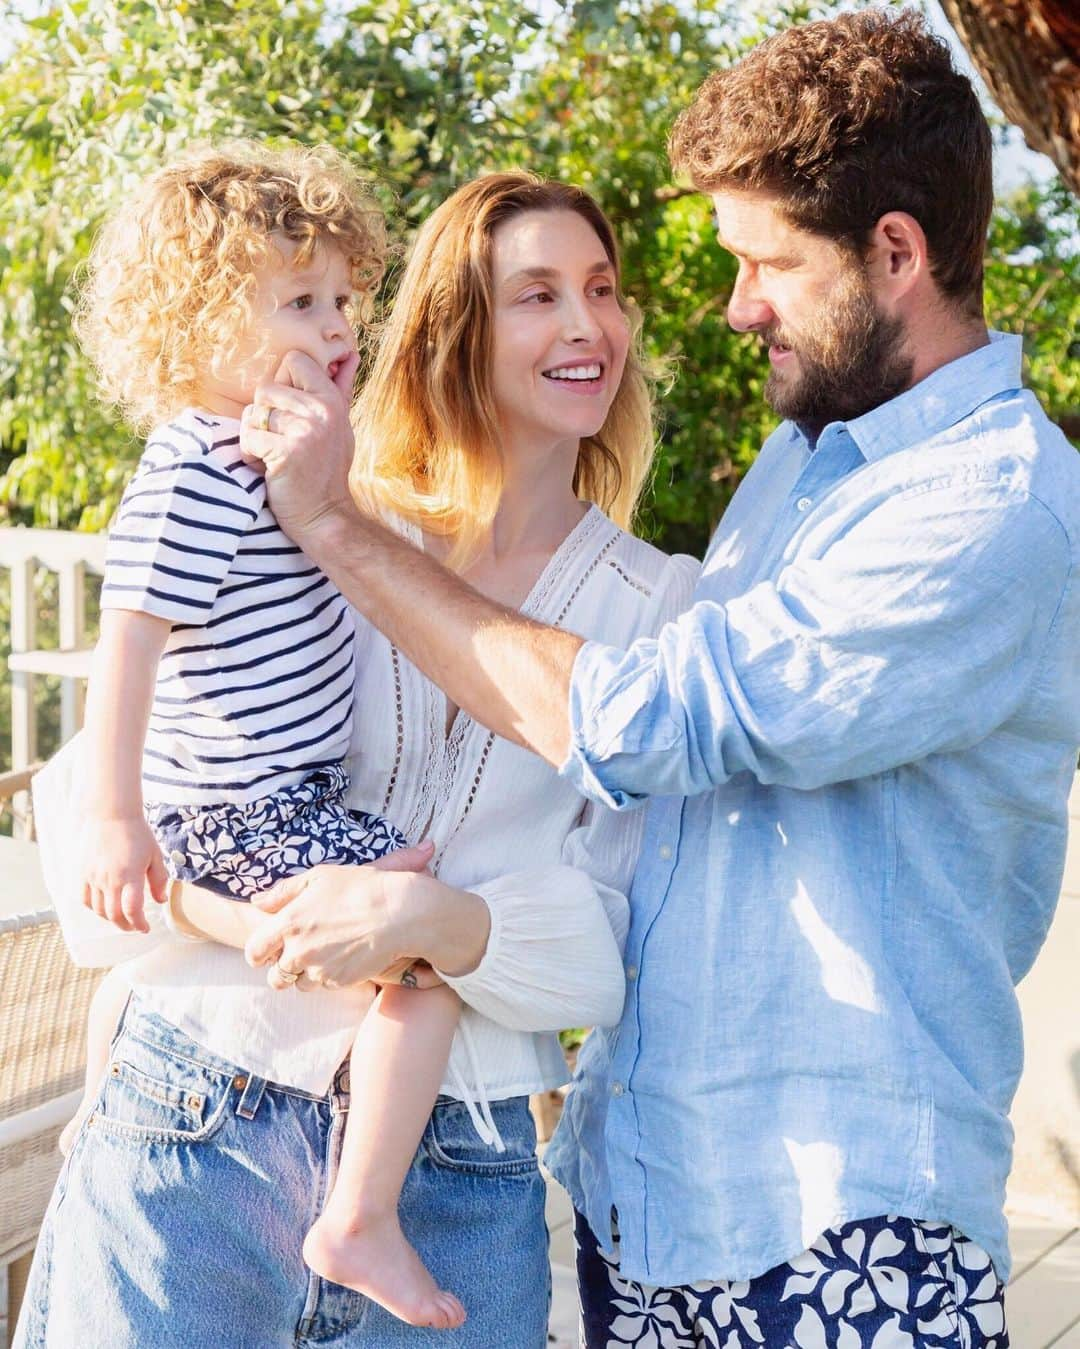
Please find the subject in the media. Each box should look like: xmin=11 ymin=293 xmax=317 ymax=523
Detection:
xmin=168 ymin=843 xmax=438 ymax=964
xmin=167 ymin=881 xmax=265 ymax=947
xmin=80 ymin=608 xmax=172 ymax=934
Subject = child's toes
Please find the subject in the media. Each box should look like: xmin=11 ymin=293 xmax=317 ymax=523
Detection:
xmin=424 ymin=1302 xmax=449 ymax=1331
xmin=437 ymin=1292 xmax=466 ymax=1328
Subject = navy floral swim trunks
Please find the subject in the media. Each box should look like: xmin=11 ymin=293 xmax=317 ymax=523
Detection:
xmin=576 ymin=1210 xmax=1007 ymax=1348
xmin=147 ymin=764 xmax=406 ymax=900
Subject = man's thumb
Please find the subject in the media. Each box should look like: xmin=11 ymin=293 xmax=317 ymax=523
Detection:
xmin=274 ymin=349 xmax=325 ymax=392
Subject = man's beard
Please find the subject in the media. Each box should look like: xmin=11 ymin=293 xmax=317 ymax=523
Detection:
xmin=762 ymin=267 xmax=914 ymax=437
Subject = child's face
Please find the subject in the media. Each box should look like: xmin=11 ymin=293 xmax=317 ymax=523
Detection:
xmin=199 ymin=238 xmax=358 ymax=416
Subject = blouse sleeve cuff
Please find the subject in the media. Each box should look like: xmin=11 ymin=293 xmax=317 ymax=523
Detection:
xmin=432 ymin=867 xmax=624 ymax=1032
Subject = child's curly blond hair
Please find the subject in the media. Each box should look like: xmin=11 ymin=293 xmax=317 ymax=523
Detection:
xmin=74 ymin=140 xmax=387 ymax=430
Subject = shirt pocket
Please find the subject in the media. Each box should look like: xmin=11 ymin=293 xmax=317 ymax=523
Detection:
xmin=91 ymin=1029 xmax=236 ymax=1145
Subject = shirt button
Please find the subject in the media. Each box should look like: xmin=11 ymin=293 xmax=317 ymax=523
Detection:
xmin=169 ymin=849 xmax=186 ymax=866
xmin=626 ymin=965 xmax=638 ymax=981
xmin=658 ymin=844 xmax=672 ymax=860
xmin=796 ymin=496 xmax=812 ymax=512
xmin=611 ymin=1082 xmax=624 ymax=1097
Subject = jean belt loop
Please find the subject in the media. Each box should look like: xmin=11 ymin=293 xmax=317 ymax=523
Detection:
xmin=235 ymin=1072 xmax=268 ymax=1120
xmin=113 ymin=990 xmax=135 ymax=1045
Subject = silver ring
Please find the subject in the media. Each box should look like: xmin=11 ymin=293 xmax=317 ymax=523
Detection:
xmin=274 ymin=960 xmax=302 ymax=986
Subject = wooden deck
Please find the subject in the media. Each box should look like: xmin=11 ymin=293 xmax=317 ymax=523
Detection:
xmin=1006 ymin=1213 xmax=1080 ymax=1348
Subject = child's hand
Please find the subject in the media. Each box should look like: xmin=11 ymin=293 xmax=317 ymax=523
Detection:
xmin=81 ymin=816 xmax=169 ymax=934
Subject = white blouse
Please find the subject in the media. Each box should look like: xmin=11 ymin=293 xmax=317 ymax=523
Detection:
xmin=35 ymin=506 xmax=698 ymax=1104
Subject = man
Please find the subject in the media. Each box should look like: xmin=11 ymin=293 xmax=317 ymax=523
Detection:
xmin=243 ymin=9 xmax=1080 ymax=1344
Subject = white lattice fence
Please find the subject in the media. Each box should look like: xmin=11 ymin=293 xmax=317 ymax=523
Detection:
xmin=1 ymin=528 xmax=106 ymax=837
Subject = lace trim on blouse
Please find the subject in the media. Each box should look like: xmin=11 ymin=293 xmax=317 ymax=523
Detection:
xmin=377 ymin=507 xmax=648 ymax=875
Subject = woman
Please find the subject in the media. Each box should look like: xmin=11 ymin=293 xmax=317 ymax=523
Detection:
xmin=17 ymin=172 xmax=697 ymax=1348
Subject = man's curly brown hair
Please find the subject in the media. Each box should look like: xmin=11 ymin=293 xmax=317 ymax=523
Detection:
xmin=669 ymin=8 xmax=993 ymax=315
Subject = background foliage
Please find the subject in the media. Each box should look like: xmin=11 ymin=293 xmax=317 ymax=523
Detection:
xmin=0 ymin=0 xmax=1077 ymax=794
xmin=3 ymin=0 xmax=1075 ymax=558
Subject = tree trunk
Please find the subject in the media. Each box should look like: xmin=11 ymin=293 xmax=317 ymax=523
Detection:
xmin=939 ymin=0 xmax=1080 ymax=195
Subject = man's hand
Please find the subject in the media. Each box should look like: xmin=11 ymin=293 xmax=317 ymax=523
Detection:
xmin=238 ymin=349 xmax=362 ymax=543
xmin=239 ymin=346 xmax=581 ymax=769
xmin=81 ymin=815 xmax=169 ymax=934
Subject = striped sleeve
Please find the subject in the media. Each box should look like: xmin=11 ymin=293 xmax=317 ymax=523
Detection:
xmin=102 ymin=433 xmax=261 ymax=625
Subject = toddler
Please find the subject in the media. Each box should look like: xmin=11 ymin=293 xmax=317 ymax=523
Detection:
xmin=68 ymin=141 xmax=466 ymax=1331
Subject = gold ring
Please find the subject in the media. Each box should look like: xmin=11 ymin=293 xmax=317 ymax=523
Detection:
xmin=253 ymin=404 xmax=273 ymax=433
xmin=274 ymin=960 xmax=302 ymax=986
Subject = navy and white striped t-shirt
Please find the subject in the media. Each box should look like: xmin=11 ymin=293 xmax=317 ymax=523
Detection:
xmin=101 ymin=409 xmax=356 ymax=806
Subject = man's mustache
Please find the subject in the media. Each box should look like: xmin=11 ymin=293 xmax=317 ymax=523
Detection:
xmin=758 ymin=327 xmax=795 ymax=353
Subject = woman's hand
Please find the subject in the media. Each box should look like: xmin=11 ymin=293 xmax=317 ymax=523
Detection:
xmin=373 ymin=958 xmax=445 ymax=991
xmin=244 ymin=842 xmax=491 ymax=992
xmin=244 ymin=843 xmax=433 ymax=991
xmin=238 ymin=349 xmax=361 ymax=546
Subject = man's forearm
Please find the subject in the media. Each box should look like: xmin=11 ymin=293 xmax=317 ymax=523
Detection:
xmin=303 ymin=504 xmax=582 ymax=766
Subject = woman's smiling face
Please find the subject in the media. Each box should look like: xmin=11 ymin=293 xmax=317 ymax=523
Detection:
xmin=488 ymin=208 xmax=630 ymax=456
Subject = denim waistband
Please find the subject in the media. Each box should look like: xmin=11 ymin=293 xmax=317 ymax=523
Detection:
xmin=119 ymin=995 xmax=340 ymax=1106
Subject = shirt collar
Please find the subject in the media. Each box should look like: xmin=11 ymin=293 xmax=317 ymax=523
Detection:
xmin=843 ymin=330 xmax=1023 ymax=462
xmin=787 ymin=330 xmax=1023 ymax=460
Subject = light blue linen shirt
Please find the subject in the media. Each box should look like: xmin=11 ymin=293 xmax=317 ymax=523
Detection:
xmin=545 ymin=332 xmax=1080 ymax=1287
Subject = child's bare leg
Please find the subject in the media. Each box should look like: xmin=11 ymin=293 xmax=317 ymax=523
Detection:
xmin=303 ymin=982 xmax=466 ymax=1329
xmin=60 ymin=966 xmax=130 ymax=1156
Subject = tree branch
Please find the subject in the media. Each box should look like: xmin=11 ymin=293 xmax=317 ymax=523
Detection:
xmin=939 ymin=0 xmax=1080 ymax=196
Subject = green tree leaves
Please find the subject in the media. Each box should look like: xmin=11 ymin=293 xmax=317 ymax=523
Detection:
xmin=1 ymin=0 xmax=1076 ymax=555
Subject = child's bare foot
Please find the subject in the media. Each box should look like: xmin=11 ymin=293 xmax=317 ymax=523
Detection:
xmin=58 ymin=1097 xmax=94 ymax=1157
xmin=303 ymin=1209 xmax=465 ymax=1329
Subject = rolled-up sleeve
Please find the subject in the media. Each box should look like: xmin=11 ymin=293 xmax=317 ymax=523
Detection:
xmin=562 ymin=485 xmax=1071 ymax=804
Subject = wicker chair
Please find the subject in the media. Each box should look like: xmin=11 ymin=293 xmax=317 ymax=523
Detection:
xmin=0 ymin=767 xmax=104 ymax=1342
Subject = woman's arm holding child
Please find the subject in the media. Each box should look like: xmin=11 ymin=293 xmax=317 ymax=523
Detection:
xmin=80 ymin=609 xmax=171 ymax=934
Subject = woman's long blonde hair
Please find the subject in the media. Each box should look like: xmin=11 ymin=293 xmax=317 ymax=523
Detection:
xmin=352 ymin=172 xmax=659 ymax=568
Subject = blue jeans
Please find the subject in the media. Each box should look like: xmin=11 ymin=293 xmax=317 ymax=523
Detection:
xmin=15 ymin=998 xmax=550 ymax=1348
